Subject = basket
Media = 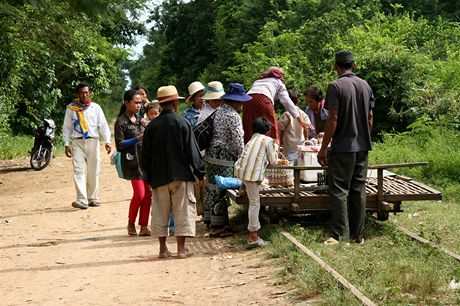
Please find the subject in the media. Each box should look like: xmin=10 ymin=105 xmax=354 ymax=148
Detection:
xmin=265 ymin=153 xmax=294 ymax=187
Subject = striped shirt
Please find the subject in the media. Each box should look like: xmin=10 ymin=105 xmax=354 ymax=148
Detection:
xmin=234 ymin=133 xmax=278 ymax=182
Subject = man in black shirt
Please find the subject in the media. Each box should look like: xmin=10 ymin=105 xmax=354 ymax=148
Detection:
xmin=143 ymin=85 xmax=205 ymax=258
xmin=318 ymin=50 xmax=375 ymax=244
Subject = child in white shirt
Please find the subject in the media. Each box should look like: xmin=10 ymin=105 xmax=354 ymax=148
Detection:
xmin=234 ymin=117 xmax=278 ymax=248
xmin=278 ymin=89 xmax=311 ymax=159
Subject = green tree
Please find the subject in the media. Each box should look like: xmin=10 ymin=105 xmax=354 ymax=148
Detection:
xmin=0 ymin=0 xmax=142 ymax=135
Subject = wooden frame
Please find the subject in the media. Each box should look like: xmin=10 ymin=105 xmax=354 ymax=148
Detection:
xmin=226 ymin=162 xmax=443 ymax=221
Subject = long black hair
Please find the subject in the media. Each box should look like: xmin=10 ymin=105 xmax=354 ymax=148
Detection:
xmin=117 ymin=89 xmax=140 ymax=117
xmin=134 ymin=85 xmax=148 ymax=96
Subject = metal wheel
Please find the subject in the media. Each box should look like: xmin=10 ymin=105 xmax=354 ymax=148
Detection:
xmin=377 ymin=211 xmax=389 ymax=221
xmin=268 ymin=206 xmax=281 ymax=224
xmin=30 ymin=147 xmax=52 ymax=170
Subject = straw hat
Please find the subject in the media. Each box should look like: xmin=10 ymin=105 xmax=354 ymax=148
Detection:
xmin=202 ymin=81 xmax=224 ymax=101
xmin=186 ymin=81 xmax=205 ymax=103
xmin=155 ymin=85 xmax=184 ymax=104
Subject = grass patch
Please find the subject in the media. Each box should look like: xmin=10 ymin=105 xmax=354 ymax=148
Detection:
xmin=391 ymin=200 xmax=460 ymax=254
xmin=370 ymin=123 xmax=460 ymax=202
xmin=0 ymin=134 xmax=64 ymax=159
xmin=368 ymin=119 xmax=460 ymax=266
xmin=260 ymin=215 xmax=460 ymax=305
xmin=0 ymin=134 xmax=34 ymax=159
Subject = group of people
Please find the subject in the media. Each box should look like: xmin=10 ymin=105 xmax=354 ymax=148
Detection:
xmin=62 ymin=49 xmax=374 ymax=257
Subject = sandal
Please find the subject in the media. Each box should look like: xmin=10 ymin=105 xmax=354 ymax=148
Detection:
xmin=323 ymin=237 xmax=339 ymax=245
xmin=158 ymin=250 xmax=172 ymax=259
xmin=127 ymin=223 xmax=137 ymax=236
xmin=177 ymin=249 xmax=193 ymax=259
xmin=246 ymin=238 xmax=270 ymax=249
xmin=139 ymin=227 xmax=151 ymax=236
xmin=209 ymin=225 xmax=234 ymax=238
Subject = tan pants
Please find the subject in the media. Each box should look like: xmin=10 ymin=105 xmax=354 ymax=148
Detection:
xmin=151 ymin=181 xmax=196 ymax=237
xmin=71 ymin=138 xmax=101 ymax=204
xmin=194 ymin=180 xmax=205 ymax=216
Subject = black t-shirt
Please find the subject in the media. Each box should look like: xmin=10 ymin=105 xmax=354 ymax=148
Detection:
xmin=314 ymin=111 xmax=325 ymax=134
xmin=325 ymin=72 xmax=375 ymax=153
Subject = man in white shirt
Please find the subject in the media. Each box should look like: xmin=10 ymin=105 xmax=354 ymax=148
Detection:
xmin=62 ymin=82 xmax=112 ymax=209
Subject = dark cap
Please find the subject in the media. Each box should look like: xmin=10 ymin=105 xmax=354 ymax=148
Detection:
xmin=335 ymin=50 xmax=355 ymax=64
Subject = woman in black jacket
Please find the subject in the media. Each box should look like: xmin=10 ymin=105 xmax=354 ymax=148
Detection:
xmin=114 ymin=89 xmax=151 ymax=236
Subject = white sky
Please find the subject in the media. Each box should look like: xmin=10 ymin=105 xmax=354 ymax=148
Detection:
xmin=128 ymin=5 xmax=153 ymax=59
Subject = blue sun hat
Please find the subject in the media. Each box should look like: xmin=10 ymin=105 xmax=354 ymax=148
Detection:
xmin=222 ymin=83 xmax=252 ymax=103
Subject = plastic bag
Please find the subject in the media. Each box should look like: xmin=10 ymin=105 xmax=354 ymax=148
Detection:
xmin=214 ymin=175 xmax=242 ymax=189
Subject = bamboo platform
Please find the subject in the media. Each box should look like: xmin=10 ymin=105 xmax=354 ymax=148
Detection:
xmin=226 ymin=162 xmax=443 ymax=221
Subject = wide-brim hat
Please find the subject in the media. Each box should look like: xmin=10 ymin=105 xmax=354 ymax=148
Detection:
xmin=186 ymin=81 xmax=205 ymax=103
xmin=202 ymin=81 xmax=224 ymax=101
xmin=156 ymin=85 xmax=184 ymax=103
xmin=222 ymin=83 xmax=252 ymax=103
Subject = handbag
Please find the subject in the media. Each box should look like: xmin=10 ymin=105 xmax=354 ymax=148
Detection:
xmin=193 ymin=111 xmax=216 ymax=151
xmin=110 ymin=150 xmax=126 ymax=180
xmin=265 ymin=153 xmax=294 ymax=187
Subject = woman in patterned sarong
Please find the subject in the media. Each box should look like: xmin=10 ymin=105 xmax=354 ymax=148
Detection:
xmin=204 ymin=83 xmax=252 ymax=237
xmin=244 ymin=66 xmax=312 ymax=144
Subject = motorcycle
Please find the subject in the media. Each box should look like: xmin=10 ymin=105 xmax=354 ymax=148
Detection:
xmin=30 ymin=116 xmax=56 ymax=170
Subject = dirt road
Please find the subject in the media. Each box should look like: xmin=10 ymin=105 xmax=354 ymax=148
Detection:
xmin=0 ymin=152 xmax=290 ymax=305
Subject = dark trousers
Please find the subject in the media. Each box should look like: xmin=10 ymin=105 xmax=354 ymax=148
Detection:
xmin=328 ymin=151 xmax=368 ymax=241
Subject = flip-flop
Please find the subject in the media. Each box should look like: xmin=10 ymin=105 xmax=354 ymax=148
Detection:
xmin=177 ymin=249 xmax=193 ymax=259
xmin=158 ymin=250 xmax=172 ymax=259
xmin=219 ymin=231 xmax=234 ymax=238
xmin=208 ymin=232 xmax=222 ymax=238
xmin=323 ymin=237 xmax=339 ymax=245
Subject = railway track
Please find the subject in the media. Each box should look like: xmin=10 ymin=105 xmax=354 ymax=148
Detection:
xmin=266 ymin=215 xmax=460 ymax=305
xmin=390 ymin=221 xmax=460 ymax=262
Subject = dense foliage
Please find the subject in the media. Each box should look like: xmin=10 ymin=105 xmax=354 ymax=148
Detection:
xmin=370 ymin=116 xmax=460 ymax=201
xmin=1 ymin=0 xmax=459 ymax=171
xmin=130 ymin=0 xmax=460 ymax=135
xmin=0 ymin=0 xmax=147 ymax=136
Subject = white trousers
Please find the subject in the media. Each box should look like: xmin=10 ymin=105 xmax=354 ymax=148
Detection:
xmin=71 ymin=138 xmax=101 ymax=204
xmin=244 ymin=181 xmax=261 ymax=232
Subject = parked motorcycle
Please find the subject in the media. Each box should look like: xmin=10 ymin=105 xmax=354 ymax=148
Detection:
xmin=30 ymin=116 xmax=56 ymax=170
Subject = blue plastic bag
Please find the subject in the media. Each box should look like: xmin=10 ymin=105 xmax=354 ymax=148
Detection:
xmin=214 ymin=175 xmax=242 ymax=189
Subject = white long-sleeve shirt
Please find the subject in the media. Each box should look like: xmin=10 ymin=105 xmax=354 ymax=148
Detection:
xmin=62 ymin=102 xmax=111 ymax=146
xmin=247 ymin=77 xmax=300 ymax=118
xmin=278 ymin=106 xmax=311 ymax=155
xmin=197 ymin=103 xmax=218 ymax=125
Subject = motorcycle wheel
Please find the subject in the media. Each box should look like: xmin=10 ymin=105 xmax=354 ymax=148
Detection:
xmin=30 ymin=147 xmax=52 ymax=170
